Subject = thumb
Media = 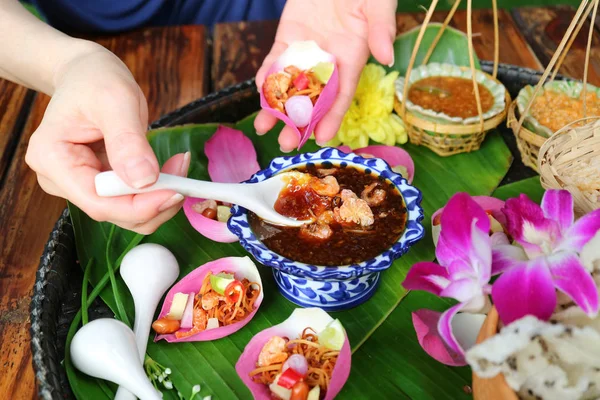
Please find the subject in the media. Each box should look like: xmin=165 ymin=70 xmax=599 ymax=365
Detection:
xmin=98 ymin=83 xmax=158 ymax=189
xmin=364 ymin=0 xmax=397 ymax=67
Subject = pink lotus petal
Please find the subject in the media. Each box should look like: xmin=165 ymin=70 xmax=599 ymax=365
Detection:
xmin=260 ymin=41 xmax=338 ymax=149
xmin=560 ymin=209 xmax=600 ymax=253
xmin=412 ymin=309 xmax=466 ymax=366
xmin=155 ymin=256 xmax=263 ymax=342
xmin=492 ymin=257 xmax=557 ymax=325
xmin=236 ymin=308 xmax=351 ymax=400
xmin=205 ymin=125 xmax=261 ymax=183
xmin=345 ymin=145 xmax=415 ymax=183
xmin=402 ymin=261 xmax=451 ymax=296
xmin=541 ymin=190 xmax=574 ymax=234
xmin=491 ymin=243 xmax=528 ymax=275
xmin=183 ymin=197 xmax=238 ymax=243
xmin=503 ymin=194 xmax=560 ymax=256
xmin=549 ymin=252 xmax=599 ymax=317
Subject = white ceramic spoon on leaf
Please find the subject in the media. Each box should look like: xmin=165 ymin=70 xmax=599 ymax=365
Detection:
xmin=95 ymin=171 xmax=311 ymax=227
xmin=70 ymin=319 xmax=162 ymax=400
xmin=114 ymin=243 xmax=180 ymax=400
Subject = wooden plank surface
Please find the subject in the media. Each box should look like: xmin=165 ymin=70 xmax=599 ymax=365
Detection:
xmin=0 ymin=81 xmax=32 ymax=187
xmin=0 ymin=25 xmax=208 ymax=399
xmin=211 ymin=9 xmax=541 ymax=90
xmin=512 ymin=6 xmax=600 ymax=85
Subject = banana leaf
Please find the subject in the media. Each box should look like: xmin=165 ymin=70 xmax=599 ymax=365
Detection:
xmin=66 ymin=25 xmax=513 ymax=400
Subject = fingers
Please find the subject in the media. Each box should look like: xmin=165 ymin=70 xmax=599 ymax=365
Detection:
xmin=95 ymin=81 xmax=158 ymax=189
xmin=254 ymin=110 xmax=279 ymax=136
xmin=365 ymin=0 xmax=397 ymax=66
xmin=278 ymin=126 xmax=300 ymax=152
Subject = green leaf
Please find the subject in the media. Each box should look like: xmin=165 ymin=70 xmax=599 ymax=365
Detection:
xmin=492 ymin=176 xmax=544 ymax=203
xmin=372 ymin=23 xmax=481 ymax=75
xmin=66 ymin=113 xmax=511 ymax=398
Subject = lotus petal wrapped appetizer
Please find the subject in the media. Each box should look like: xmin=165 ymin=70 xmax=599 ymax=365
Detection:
xmin=153 ymin=256 xmax=263 ymax=342
xmin=236 ymin=308 xmax=351 ymax=400
xmin=261 ymin=41 xmax=339 ymax=148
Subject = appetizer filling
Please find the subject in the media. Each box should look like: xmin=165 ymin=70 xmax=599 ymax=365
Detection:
xmin=408 ymin=76 xmax=494 ymax=119
xmin=530 ymin=90 xmax=600 ymax=133
xmin=192 ymin=199 xmax=232 ymax=223
xmin=152 ymin=271 xmax=261 ymax=337
xmin=249 ymin=319 xmax=344 ymax=400
xmin=249 ymin=165 xmax=407 ymax=266
xmin=264 ymin=62 xmax=334 ymax=127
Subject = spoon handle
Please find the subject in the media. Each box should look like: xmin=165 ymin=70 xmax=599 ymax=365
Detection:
xmin=95 ymin=171 xmax=250 ymax=205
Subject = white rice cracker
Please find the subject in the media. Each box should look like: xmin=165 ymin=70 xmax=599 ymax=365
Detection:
xmin=466 ymin=315 xmax=600 ymax=400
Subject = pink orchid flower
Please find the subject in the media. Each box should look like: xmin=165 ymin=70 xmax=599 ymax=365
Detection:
xmin=491 ymin=190 xmax=600 ymax=325
xmin=403 ymin=193 xmax=493 ymax=365
xmin=183 ymin=126 xmax=261 ymax=242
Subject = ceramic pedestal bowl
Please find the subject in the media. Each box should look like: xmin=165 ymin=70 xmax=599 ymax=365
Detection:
xmin=227 ymin=147 xmax=425 ymax=311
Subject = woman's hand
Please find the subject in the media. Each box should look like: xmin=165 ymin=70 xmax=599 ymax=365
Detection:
xmin=24 ymin=45 xmax=188 ymax=234
xmin=255 ymin=0 xmax=397 ymax=151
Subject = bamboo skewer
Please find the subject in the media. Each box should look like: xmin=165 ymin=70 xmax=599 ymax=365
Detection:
xmin=421 ymin=0 xmax=462 ymax=66
xmin=467 ymin=0 xmax=485 ymax=133
xmin=582 ymin=0 xmax=599 ymax=117
xmin=492 ymin=0 xmax=499 ymax=79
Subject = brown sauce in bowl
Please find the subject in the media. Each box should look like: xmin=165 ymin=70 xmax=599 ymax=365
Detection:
xmin=248 ymin=164 xmax=407 ymax=266
xmin=408 ymin=76 xmax=494 ymax=119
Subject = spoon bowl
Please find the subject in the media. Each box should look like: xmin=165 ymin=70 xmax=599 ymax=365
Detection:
xmin=115 ymin=244 xmax=180 ymax=400
xmin=70 ymin=318 xmax=162 ymax=400
xmin=95 ymin=171 xmax=311 ymax=227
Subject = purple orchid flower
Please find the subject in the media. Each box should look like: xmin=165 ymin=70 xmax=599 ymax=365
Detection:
xmin=491 ymin=190 xmax=600 ymax=325
xmin=403 ymin=193 xmax=493 ymax=365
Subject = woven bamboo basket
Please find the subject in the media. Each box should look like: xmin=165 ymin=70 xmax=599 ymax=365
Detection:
xmin=538 ymin=117 xmax=600 ymax=217
xmin=395 ymin=0 xmax=510 ymax=156
xmin=472 ymin=307 xmax=518 ymax=400
xmin=511 ymin=0 xmax=599 ymax=170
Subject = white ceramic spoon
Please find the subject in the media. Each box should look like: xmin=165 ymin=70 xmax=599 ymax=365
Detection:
xmin=95 ymin=171 xmax=311 ymax=227
xmin=115 ymin=244 xmax=180 ymax=400
xmin=70 ymin=319 xmax=162 ymax=400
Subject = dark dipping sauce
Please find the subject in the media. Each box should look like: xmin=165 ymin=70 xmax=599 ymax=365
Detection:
xmin=248 ymin=164 xmax=408 ymax=266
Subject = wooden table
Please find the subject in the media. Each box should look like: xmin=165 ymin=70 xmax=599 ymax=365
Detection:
xmin=0 ymin=6 xmax=598 ymax=399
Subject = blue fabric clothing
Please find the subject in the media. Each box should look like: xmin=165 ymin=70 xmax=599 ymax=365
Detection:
xmin=30 ymin=0 xmax=287 ymax=33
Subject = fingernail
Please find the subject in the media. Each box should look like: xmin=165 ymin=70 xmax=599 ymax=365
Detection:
xmin=315 ymin=139 xmax=327 ymax=147
xmin=256 ymin=130 xmax=267 ymax=136
xmin=180 ymin=152 xmax=191 ymax=176
xmin=388 ymin=51 xmax=395 ymax=68
xmin=158 ymin=193 xmax=184 ymax=212
xmin=125 ymin=158 xmax=156 ymax=188
xmin=279 ymin=146 xmax=292 ymax=154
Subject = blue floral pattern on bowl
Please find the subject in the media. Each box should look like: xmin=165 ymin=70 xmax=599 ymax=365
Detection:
xmin=227 ymin=147 xmax=424 ymax=311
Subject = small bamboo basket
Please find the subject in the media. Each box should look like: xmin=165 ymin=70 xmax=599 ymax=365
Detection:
xmin=395 ymin=0 xmax=510 ymax=156
xmin=538 ymin=117 xmax=600 ymax=217
xmin=511 ymin=0 xmax=599 ymax=171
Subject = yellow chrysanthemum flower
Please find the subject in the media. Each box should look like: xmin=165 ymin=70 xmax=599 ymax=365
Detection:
xmin=327 ymin=64 xmax=407 ymax=149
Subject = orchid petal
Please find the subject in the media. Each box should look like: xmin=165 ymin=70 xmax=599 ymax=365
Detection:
xmin=541 ymin=190 xmax=574 ymax=234
xmin=549 ymin=252 xmax=599 ymax=317
xmin=236 ymin=308 xmax=351 ymax=400
xmin=492 ymin=257 xmax=557 ymax=325
xmin=503 ymin=194 xmax=559 ymax=256
xmin=432 ymin=196 xmax=506 ymax=236
xmin=155 ymin=256 xmax=264 ymax=342
xmin=183 ymin=197 xmax=238 ymax=243
xmin=437 ymin=303 xmax=469 ymax=363
xmin=440 ymin=277 xmax=482 ymax=303
xmin=491 ymin=243 xmax=528 ymax=275
xmin=581 ymin=231 xmax=600 ymax=272
xmin=402 ymin=261 xmax=450 ymax=295
xmin=205 ymin=126 xmax=261 ymax=183
xmin=560 ymin=209 xmax=600 ymax=253
xmin=260 ymin=41 xmax=339 ymax=149
xmin=412 ymin=309 xmax=466 ymax=366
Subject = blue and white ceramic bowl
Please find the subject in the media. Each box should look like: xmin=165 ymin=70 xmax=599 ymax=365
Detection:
xmin=227 ymin=147 xmax=424 ymax=311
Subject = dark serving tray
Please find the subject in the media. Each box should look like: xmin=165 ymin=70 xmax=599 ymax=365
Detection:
xmin=30 ymin=62 xmax=555 ymax=399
